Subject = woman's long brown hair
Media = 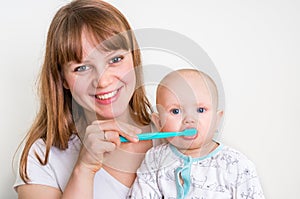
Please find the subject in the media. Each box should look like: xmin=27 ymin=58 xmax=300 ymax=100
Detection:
xmin=19 ymin=0 xmax=152 ymax=182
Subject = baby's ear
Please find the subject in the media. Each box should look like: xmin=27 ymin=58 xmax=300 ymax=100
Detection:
xmin=216 ymin=110 xmax=224 ymax=127
xmin=151 ymin=112 xmax=162 ymax=131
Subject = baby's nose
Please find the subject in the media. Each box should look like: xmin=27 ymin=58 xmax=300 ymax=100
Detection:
xmin=183 ymin=113 xmax=196 ymax=124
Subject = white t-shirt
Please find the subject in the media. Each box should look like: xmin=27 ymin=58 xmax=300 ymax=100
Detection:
xmin=14 ymin=135 xmax=130 ymax=198
xmin=128 ymin=143 xmax=265 ymax=199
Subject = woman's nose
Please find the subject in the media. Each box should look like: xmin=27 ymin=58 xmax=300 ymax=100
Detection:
xmin=93 ymin=68 xmax=113 ymax=88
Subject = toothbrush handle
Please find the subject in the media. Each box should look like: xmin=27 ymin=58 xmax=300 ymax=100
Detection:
xmin=120 ymin=129 xmax=196 ymax=143
xmin=120 ymin=132 xmax=178 ymax=143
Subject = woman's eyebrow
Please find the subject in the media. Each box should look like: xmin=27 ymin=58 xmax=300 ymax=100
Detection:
xmin=105 ymin=49 xmax=128 ymax=58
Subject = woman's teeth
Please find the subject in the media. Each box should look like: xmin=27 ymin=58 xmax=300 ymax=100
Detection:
xmin=96 ymin=90 xmax=117 ymax=100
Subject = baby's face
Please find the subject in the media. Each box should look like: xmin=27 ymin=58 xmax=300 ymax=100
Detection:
xmin=155 ymin=71 xmax=222 ymax=151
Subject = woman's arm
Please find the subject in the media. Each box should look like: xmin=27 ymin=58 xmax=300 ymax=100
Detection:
xmin=63 ymin=120 xmax=141 ymax=199
xmin=17 ymin=120 xmax=141 ymax=199
xmin=62 ymin=162 xmax=95 ymax=199
xmin=17 ymin=185 xmax=61 ymax=199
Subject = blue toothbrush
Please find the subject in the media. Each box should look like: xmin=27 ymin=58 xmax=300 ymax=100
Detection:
xmin=120 ymin=128 xmax=197 ymax=143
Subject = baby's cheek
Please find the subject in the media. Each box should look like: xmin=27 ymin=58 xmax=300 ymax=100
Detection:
xmin=164 ymin=117 xmax=181 ymax=130
xmin=167 ymin=137 xmax=181 ymax=144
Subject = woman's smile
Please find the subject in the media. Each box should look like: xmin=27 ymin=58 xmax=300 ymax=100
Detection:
xmin=94 ymin=86 xmax=123 ymax=105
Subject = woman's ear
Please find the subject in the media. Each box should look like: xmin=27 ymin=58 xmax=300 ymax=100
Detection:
xmin=151 ymin=112 xmax=162 ymax=131
xmin=61 ymin=71 xmax=70 ymax=89
xmin=63 ymin=80 xmax=70 ymax=89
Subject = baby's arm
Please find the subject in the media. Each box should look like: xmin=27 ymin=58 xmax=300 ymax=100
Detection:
xmin=127 ymin=147 xmax=162 ymax=199
xmin=235 ymin=160 xmax=265 ymax=199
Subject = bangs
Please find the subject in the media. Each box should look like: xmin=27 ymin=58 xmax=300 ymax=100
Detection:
xmin=54 ymin=7 xmax=133 ymax=66
xmin=97 ymin=30 xmax=133 ymax=52
xmin=56 ymin=19 xmax=83 ymax=66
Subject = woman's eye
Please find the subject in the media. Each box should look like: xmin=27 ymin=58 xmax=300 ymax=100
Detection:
xmin=197 ymin=107 xmax=206 ymax=113
xmin=171 ymin=108 xmax=181 ymax=115
xmin=109 ymin=55 xmax=124 ymax=64
xmin=74 ymin=65 xmax=90 ymax=72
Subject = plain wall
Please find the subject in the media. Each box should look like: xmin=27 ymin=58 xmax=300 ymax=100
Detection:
xmin=1 ymin=0 xmax=299 ymax=198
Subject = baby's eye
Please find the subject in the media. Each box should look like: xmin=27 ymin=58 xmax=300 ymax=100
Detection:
xmin=197 ymin=107 xmax=206 ymax=113
xmin=109 ymin=55 xmax=124 ymax=64
xmin=74 ymin=65 xmax=90 ymax=72
xmin=170 ymin=108 xmax=181 ymax=115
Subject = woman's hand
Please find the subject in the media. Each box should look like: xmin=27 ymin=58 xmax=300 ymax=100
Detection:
xmin=77 ymin=120 xmax=141 ymax=173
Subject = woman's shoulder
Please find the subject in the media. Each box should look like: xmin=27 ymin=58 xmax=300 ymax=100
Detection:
xmin=18 ymin=134 xmax=81 ymax=191
xmin=31 ymin=134 xmax=80 ymax=150
xmin=28 ymin=134 xmax=81 ymax=161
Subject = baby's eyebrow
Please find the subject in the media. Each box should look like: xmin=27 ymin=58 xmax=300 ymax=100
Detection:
xmin=165 ymin=104 xmax=181 ymax=109
xmin=196 ymin=102 xmax=208 ymax=106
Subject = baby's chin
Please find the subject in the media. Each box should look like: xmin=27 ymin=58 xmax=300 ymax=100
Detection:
xmin=168 ymin=137 xmax=201 ymax=151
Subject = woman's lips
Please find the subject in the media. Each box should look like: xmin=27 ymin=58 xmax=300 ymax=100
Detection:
xmin=94 ymin=87 xmax=122 ymax=105
xmin=95 ymin=90 xmax=118 ymax=100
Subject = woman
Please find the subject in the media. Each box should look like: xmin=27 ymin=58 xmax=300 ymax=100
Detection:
xmin=14 ymin=0 xmax=153 ymax=198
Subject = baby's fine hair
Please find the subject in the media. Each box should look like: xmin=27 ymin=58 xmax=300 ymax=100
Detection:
xmin=157 ymin=69 xmax=219 ymax=108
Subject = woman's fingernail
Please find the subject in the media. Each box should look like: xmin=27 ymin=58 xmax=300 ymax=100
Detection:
xmin=132 ymin=135 xmax=139 ymax=141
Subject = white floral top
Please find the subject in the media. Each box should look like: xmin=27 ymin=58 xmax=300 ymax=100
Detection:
xmin=128 ymin=143 xmax=265 ymax=199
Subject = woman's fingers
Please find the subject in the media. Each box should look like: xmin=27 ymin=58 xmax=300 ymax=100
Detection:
xmin=102 ymin=130 xmax=121 ymax=145
xmin=83 ymin=129 xmax=116 ymax=154
xmin=77 ymin=120 xmax=142 ymax=173
xmin=91 ymin=120 xmax=141 ymax=142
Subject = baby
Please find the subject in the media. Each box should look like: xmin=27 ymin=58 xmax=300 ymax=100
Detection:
xmin=128 ymin=69 xmax=265 ymax=198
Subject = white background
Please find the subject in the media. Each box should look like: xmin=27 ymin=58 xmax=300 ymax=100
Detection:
xmin=1 ymin=0 xmax=299 ymax=198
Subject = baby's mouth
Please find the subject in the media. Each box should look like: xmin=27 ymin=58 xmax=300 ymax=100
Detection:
xmin=182 ymin=128 xmax=198 ymax=140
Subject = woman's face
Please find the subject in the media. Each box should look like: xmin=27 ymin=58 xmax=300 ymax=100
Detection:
xmin=63 ymin=33 xmax=136 ymax=122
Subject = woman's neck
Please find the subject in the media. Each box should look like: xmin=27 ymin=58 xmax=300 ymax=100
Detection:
xmin=83 ymin=106 xmax=139 ymax=125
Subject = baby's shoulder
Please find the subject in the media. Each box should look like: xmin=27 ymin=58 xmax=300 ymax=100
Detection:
xmin=219 ymin=145 xmax=252 ymax=160
xmin=139 ymin=143 xmax=175 ymax=171
xmin=144 ymin=143 xmax=171 ymax=159
xmin=214 ymin=145 xmax=262 ymax=187
xmin=215 ymin=145 xmax=258 ymax=171
xmin=147 ymin=142 xmax=170 ymax=153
